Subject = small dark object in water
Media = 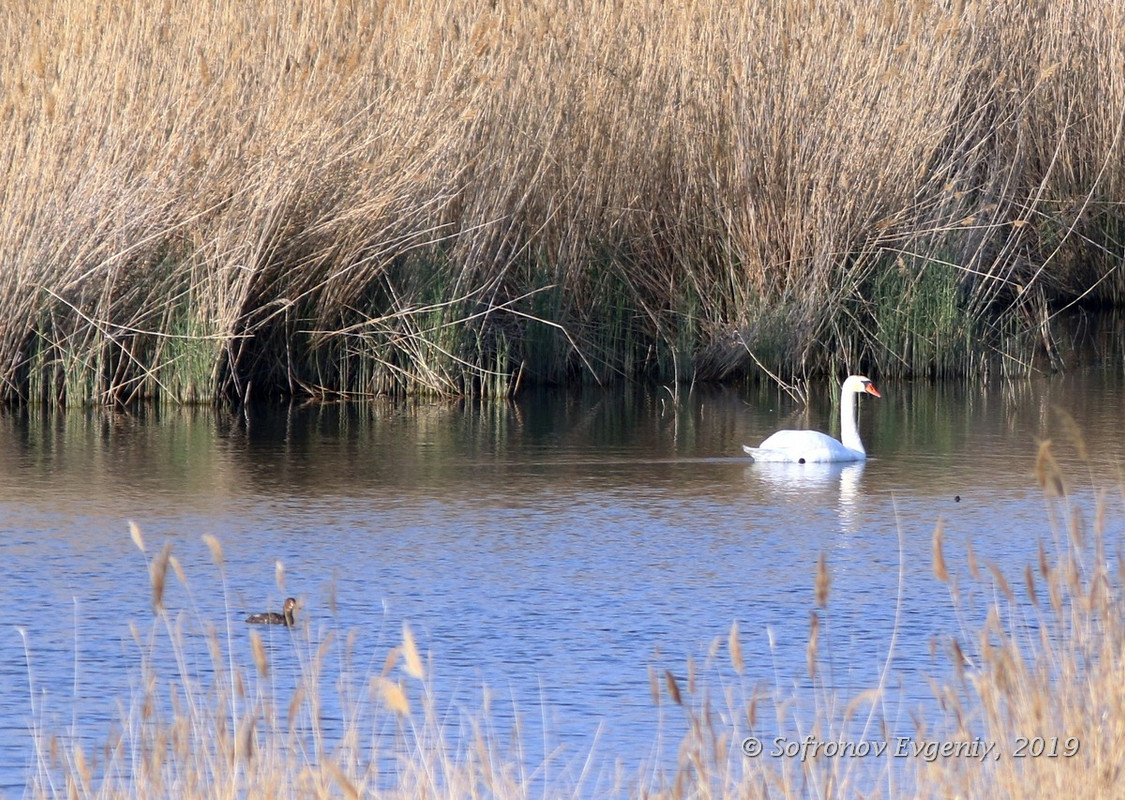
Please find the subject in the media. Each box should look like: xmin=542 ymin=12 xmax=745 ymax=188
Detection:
xmin=246 ymin=597 xmax=297 ymax=626
xmin=955 ymin=495 xmax=961 ymax=503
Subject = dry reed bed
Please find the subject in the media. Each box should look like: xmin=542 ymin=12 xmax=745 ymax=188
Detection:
xmin=3 ymin=0 xmax=1125 ymax=403
xmin=25 ymin=444 xmax=1125 ymax=798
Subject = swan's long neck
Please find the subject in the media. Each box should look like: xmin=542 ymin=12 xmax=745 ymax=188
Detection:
xmin=839 ymin=387 xmax=865 ymax=456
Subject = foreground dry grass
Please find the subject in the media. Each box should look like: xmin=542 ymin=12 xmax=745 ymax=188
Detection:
xmin=25 ymin=445 xmax=1125 ymax=798
xmin=3 ymin=0 xmax=1125 ymax=403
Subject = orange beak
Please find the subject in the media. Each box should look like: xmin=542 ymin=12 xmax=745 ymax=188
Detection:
xmin=865 ymin=383 xmax=881 ymax=398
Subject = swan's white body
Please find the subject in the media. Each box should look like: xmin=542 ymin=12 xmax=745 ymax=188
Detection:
xmin=742 ymin=375 xmax=881 ymax=463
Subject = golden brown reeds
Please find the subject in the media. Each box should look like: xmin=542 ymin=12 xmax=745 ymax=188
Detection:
xmin=913 ymin=443 xmax=1125 ymax=799
xmin=6 ymin=0 xmax=1125 ymax=400
xmin=4 ymin=0 xmax=1125 ymax=403
xmin=641 ymin=444 xmax=1125 ymax=799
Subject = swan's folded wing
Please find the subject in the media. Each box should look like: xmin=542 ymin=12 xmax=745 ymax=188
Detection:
xmin=742 ymin=430 xmax=863 ymax=463
xmin=742 ymin=443 xmax=810 ymax=462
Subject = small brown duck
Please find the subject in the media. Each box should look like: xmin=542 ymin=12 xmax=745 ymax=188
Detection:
xmin=245 ymin=597 xmax=297 ymax=626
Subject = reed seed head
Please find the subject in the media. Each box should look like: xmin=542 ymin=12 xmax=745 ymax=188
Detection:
xmin=202 ymin=534 xmax=224 ymax=567
xmin=987 ymin=562 xmax=1014 ymax=603
xmin=375 ymin=677 xmax=410 ymax=715
xmin=129 ymin=521 xmax=146 ymax=553
xmin=664 ymin=670 xmax=682 ymax=706
xmin=728 ymin=620 xmax=744 ymax=675
xmin=149 ymin=543 xmax=172 ymax=613
xmin=815 ymin=552 xmax=830 ymax=607
xmin=1035 ymin=439 xmax=1066 ymax=497
xmin=402 ymin=623 xmax=425 ymax=680
xmin=1054 ymin=407 xmax=1088 ymax=462
xmin=932 ymin=518 xmax=949 ymax=583
xmin=807 ymin=611 xmax=820 ymax=681
xmin=382 ymin=646 xmax=400 ymax=677
xmin=169 ymin=555 xmax=186 ymax=586
xmin=1024 ymin=563 xmax=1037 ymax=607
xmin=250 ymin=630 xmax=268 ymax=677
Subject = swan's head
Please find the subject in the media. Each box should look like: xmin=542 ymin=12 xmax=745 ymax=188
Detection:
xmin=843 ymin=375 xmax=881 ymax=398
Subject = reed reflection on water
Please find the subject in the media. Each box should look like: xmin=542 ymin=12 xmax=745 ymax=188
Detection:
xmin=1 ymin=371 xmax=1123 ymax=791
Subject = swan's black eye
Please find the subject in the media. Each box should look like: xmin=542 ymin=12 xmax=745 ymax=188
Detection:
xmin=798 ymin=458 xmax=806 ymax=464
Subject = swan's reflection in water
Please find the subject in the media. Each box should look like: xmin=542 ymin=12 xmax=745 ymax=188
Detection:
xmin=747 ymin=461 xmax=865 ymax=532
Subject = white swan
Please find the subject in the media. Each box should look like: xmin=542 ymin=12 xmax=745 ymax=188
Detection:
xmin=742 ymin=375 xmax=881 ymax=463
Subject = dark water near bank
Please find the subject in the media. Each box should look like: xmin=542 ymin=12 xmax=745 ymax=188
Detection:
xmin=2 ymin=370 xmax=1124 ymax=794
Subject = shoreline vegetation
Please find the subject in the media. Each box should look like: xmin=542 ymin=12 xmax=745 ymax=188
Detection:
xmin=4 ymin=1 xmax=1125 ymax=404
xmin=25 ymin=448 xmax=1125 ymax=798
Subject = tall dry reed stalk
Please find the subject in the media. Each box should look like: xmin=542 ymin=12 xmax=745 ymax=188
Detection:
xmin=3 ymin=0 xmax=1125 ymax=403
